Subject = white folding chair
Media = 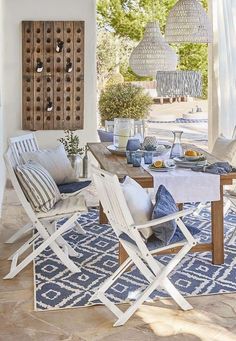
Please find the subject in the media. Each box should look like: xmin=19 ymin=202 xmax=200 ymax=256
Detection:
xmin=5 ymin=133 xmax=89 ymax=244
xmin=89 ymin=167 xmax=197 ymax=327
xmin=3 ymin=147 xmax=87 ymax=279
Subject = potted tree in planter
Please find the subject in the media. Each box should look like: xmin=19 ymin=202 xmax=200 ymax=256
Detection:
xmin=99 ymin=83 xmax=153 ymax=126
xmin=59 ymin=130 xmax=84 ymax=177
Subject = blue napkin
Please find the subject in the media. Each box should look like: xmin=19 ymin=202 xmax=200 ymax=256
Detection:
xmin=191 ymin=162 xmax=233 ymax=174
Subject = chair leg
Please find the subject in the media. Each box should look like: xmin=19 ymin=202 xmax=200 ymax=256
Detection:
xmin=44 ymin=220 xmax=78 ymax=257
xmin=163 ymin=278 xmax=192 ymax=311
xmin=5 ymin=222 xmax=33 ymax=243
xmin=8 ymin=232 xmax=40 ymax=260
xmin=74 ymin=221 xmax=86 ymax=235
xmin=4 ymin=216 xmax=81 ymax=279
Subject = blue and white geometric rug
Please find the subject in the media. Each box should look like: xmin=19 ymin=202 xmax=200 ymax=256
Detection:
xmin=34 ymin=207 xmax=236 ymax=311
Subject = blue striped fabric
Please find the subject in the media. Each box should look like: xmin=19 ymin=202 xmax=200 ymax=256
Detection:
xmin=16 ymin=161 xmax=61 ymax=212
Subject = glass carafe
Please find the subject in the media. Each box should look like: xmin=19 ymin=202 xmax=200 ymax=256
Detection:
xmin=170 ymin=130 xmax=183 ymax=158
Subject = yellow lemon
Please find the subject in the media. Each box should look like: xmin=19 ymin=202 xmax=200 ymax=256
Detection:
xmin=185 ymin=150 xmax=198 ymax=157
xmin=153 ymin=160 xmax=163 ymax=168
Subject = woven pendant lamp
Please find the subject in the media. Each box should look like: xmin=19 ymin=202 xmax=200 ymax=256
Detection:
xmin=129 ymin=21 xmax=178 ymax=78
xmin=156 ymin=70 xmax=202 ymax=97
xmin=165 ymin=0 xmax=212 ymax=43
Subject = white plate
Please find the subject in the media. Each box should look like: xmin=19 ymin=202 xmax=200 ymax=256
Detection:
xmin=107 ymin=144 xmax=171 ymax=156
xmin=173 ymin=157 xmax=207 ymax=168
xmin=107 ymin=144 xmax=126 ymax=156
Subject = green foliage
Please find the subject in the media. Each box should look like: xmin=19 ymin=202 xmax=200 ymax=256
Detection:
xmin=97 ymin=0 xmax=176 ymax=40
xmin=106 ymin=72 xmax=124 ymax=87
xmin=58 ymin=130 xmax=84 ymax=156
xmin=97 ymin=0 xmax=209 ymax=99
xmin=99 ymin=83 xmax=153 ymax=125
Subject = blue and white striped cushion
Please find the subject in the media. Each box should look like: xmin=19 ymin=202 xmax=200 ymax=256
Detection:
xmin=16 ymin=161 xmax=61 ymax=212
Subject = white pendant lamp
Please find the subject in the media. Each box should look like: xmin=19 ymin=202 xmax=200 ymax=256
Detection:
xmin=129 ymin=21 xmax=178 ymax=78
xmin=165 ymin=0 xmax=212 ymax=43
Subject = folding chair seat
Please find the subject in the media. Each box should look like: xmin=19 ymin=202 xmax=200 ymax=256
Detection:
xmin=90 ymin=167 xmax=198 ymax=327
xmin=3 ymin=147 xmax=87 ymax=279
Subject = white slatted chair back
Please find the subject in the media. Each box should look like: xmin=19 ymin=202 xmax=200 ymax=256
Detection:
xmin=92 ymin=167 xmax=134 ymax=236
xmin=105 ymin=120 xmax=145 ymax=137
xmin=4 ymin=148 xmax=38 ymax=222
xmin=9 ymin=133 xmax=39 ymax=166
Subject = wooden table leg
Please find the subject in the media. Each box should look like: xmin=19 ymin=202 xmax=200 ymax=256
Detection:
xmin=99 ymin=202 xmax=108 ymax=224
xmin=211 ymin=184 xmax=224 ymax=264
xmin=119 ymin=242 xmax=128 ymax=265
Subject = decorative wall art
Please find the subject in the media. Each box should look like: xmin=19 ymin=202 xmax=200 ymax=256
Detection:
xmin=22 ymin=21 xmax=84 ymax=130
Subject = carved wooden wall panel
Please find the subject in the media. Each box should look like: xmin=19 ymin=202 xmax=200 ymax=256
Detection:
xmin=22 ymin=21 xmax=84 ymax=131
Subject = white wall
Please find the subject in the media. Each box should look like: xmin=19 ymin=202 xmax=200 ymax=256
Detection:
xmin=2 ymin=0 xmax=97 ymax=149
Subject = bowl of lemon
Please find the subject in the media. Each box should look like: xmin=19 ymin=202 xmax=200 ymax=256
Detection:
xmin=184 ymin=149 xmax=204 ymax=161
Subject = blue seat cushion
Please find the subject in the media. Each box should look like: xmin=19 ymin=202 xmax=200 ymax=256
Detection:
xmin=58 ymin=180 xmax=91 ymax=194
xmin=97 ymin=129 xmax=113 ymax=143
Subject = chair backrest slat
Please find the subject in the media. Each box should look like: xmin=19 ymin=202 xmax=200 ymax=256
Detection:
xmin=105 ymin=120 xmax=145 ymax=137
xmin=4 ymin=148 xmax=38 ymax=221
xmin=92 ymin=167 xmax=134 ymax=236
xmin=9 ymin=133 xmax=39 ymax=166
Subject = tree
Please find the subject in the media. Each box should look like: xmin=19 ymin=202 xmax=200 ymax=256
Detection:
xmin=97 ymin=0 xmax=209 ymax=98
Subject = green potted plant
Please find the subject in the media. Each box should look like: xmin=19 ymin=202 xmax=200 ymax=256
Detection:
xmin=58 ymin=130 xmax=84 ymax=176
xmin=99 ymin=83 xmax=153 ymax=126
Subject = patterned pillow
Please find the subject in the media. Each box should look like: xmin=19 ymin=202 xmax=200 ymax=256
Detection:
xmin=16 ymin=161 xmax=61 ymax=212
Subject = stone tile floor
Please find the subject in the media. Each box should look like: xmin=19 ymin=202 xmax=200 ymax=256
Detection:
xmin=1 ymin=187 xmax=236 ymax=341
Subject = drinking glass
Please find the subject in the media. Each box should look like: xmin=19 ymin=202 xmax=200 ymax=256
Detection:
xmin=126 ymin=151 xmax=135 ymax=164
xmin=144 ymin=151 xmax=153 ymax=164
xmin=132 ymin=151 xmax=142 ymax=167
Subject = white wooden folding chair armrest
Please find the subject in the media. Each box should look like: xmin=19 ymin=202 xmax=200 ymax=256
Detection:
xmin=132 ymin=208 xmax=195 ymax=230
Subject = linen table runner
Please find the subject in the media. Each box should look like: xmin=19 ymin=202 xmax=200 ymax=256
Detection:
xmin=143 ymin=162 xmax=220 ymax=203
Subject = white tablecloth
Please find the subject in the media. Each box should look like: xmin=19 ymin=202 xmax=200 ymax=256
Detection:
xmin=142 ymin=155 xmax=220 ymax=203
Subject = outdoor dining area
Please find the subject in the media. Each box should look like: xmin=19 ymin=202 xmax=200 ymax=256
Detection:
xmin=1 ymin=0 xmax=236 ymax=339
xmin=2 ymin=119 xmax=236 ymax=331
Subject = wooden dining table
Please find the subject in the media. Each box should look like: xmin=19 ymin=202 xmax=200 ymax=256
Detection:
xmin=88 ymin=142 xmax=236 ymax=266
